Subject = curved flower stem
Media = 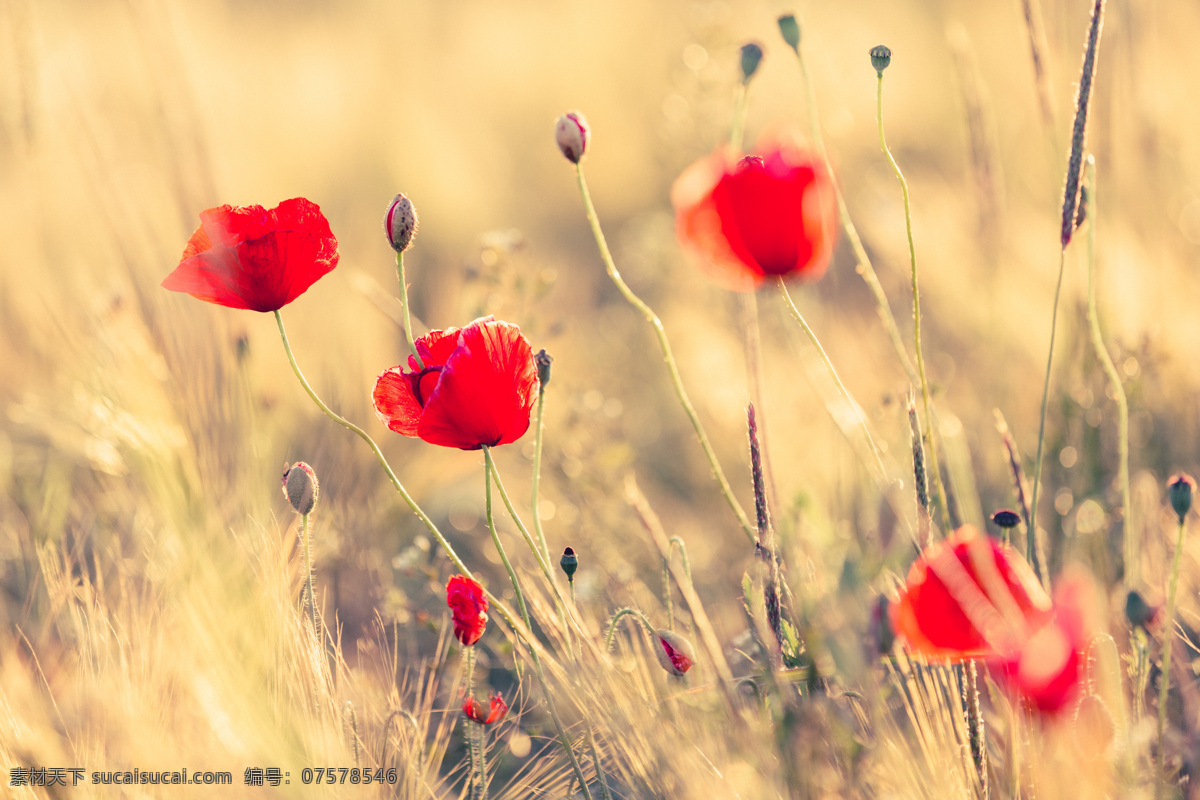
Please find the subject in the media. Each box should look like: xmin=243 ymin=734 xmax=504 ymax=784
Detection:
xmin=301 ymin=512 xmax=318 ymax=636
xmin=530 ymin=389 xmax=552 ymax=564
xmin=272 ymin=311 xmax=530 ymax=636
xmin=573 ymin=164 xmax=756 ymax=544
xmin=604 ymin=607 xmax=657 ymax=651
xmin=484 ymin=451 xmax=592 ymax=799
xmin=875 ymin=70 xmax=950 ymax=535
xmin=1083 ymin=158 xmax=1132 ymax=585
xmin=394 ymin=251 xmax=424 ymax=370
xmin=776 ymin=278 xmax=886 ymax=481
xmin=1027 ymin=249 xmax=1065 ymax=591
xmin=1156 ymin=515 xmax=1187 ymax=797
xmin=790 ymin=43 xmax=919 ymax=386
xmin=730 ymin=82 xmax=750 ymax=154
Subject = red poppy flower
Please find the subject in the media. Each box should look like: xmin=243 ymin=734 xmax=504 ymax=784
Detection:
xmin=890 ymin=525 xmax=1051 ymax=661
xmin=462 ymin=692 xmax=508 ymax=725
xmin=672 ymin=145 xmax=837 ymax=291
xmin=372 ymin=316 xmax=538 ymax=451
xmin=162 ymin=198 xmax=338 ymax=311
xmin=446 ymin=575 xmax=488 ymax=647
xmin=653 ymin=630 xmax=696 ymax=677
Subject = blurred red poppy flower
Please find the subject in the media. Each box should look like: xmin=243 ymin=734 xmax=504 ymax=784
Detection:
xmin=462 ymin=692 xmax=508 ymax=725
xmin=162 ymin=198 xmax=338 ymax=312
xmin=891 ymin=525 xmax=1051 ymax=662
xmin=672 ymin=145 xmax=837 ymax=291
xmin=653 ymin=630 xmax=696 ymax=677
xmin=446 ymin=575 xmax=488 ymax=647
xmin=372 ymin=316 xmax=538 ymax=451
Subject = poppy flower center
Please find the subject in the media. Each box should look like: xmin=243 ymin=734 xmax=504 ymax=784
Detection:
xmin=413 ymin=366 xmax=443 ymax=407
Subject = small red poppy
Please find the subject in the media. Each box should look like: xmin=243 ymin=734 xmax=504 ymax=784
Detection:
xmin=672 ymin=145 xmax=837 ymax=291
xmin=446 ymin=575 xmax=488 ymax=647
xmin=162 ymin=198 xmax=338 ymax=312
xmin=891 ymin=525 xmax=1051 ymax=661
xmin=372 ymin=316 xmax=538 ymax=451
xmin=462 ymin=692 xmax=508 ymax=725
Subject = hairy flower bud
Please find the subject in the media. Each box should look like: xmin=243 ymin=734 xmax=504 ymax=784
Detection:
xmin=1168 ymin=473 xmax=1195 ymax=524
xmin=560 ymin=546 xmax=578 ymax=581
xmin=653 ymin=630 xmax=696 ymax=677
xmin=385 ymin=193 xmax=418 ymax=253
xmin=555 ymin=112 xmax=589 ymax=164
xmin=777 ymin=15 xmax=800 ymax=52
xmin=535 ymin=349 xmax=553 ymax=390
xmin=870 ymin=44 xmax=892 ymax=73
xmin=282 ymin=462 xmax=319 ymax=515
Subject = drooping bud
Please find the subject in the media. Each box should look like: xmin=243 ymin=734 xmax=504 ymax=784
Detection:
xmin=384 ymin=193 xmax=418 ymax=253
xmin=1124 ymin=589 xmax=1159 ymax=630
xmin=1167 ymin=473 xmax=1194 ymax=524
xmin=739 ymin=43 xmax=764 ymax=83
xmin=869 ymin=44 xmax=892 ymax=73
xmin=555 ymin=112 xmax=589 ymax=164
xmin=282 ymin=462 xmax=319 ymax=515
xmin=535 ymin=349 xmax=553 ymax=390
xmin=462 ymin=692 xmax=508 ymax=725
xmin=560 ymin=546 xmax=578 ymax=581
xmin=653 ymin=630 xmax=696 ymax=677
xmin=991 ymin=509 xmax=1021 ymax=530
xmin=777 ymin=15 xmax=800 ymax=52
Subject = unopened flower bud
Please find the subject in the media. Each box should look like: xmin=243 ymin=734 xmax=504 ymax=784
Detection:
xmin=870 ymin=44 xmax=892 ymax=73
xmin=777 ymin=15 xmax=800 ymax=52
xmin=282 ymin=462 xmax=319 ymax=515
xmin=653 ymin=630 xmax=696 ymax=677
xmin=991 ymin=509 xmax=1021 ymax=529
xmin=1168 ymin=473 xmax=1194 ymax=524
xmin=555 ymin=112 xmax=589 ymax=164
xmin=871 ymin=594 xmax=895 ymax=655
xmin=462 ymin=692 xmax=508 ymax=725
xmin=560 ymin=546 xmax=578 ymax=581
xmin=1125 ymin=589 xmax=1159 ymax=630
xmin=739 ymin=43 xmax=764 ymax=83
xmin=535 ymin=349 xmax=553 ymax=390
xmin=385 ymin=193 xmax=418 ymax=253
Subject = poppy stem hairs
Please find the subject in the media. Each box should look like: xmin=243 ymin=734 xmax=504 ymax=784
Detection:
xmin=1157 ymin=474 xmax=1193 ymax=795
xmin=567 ymin=154 xmax=756 ymax=544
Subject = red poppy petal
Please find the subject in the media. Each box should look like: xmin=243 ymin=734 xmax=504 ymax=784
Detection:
xmin=414 ymin=326 xmax=463 ymax=371
xmin=417 ymin=319 xmax=538 ymax=450
xmin=372 ymin=367 xmax=422 ymax=437
xmin=671 ymin=151 xmax=762 ymax=291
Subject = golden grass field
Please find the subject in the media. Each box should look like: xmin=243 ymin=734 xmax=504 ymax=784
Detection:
xmin=3 ymin=0 xmax=1200 ymax=797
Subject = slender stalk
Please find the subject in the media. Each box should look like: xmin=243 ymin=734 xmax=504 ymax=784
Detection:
xmin=573 ymin=165 xmax=756 ymax=544
xmin=483 ymin=452 xmax=592 ymax=799
xmin=585 ymin=722 xmax=613 ymax=800
xmin=791 ymin=44 xmax=919 ymax=386
xmin=530 ymin=388 xmax=551 ymax=563
xmin=301 ymin=512 xmax=318 ymax=636
xmin=1083 ymin=158 xmax=1132 ymax=585
xmin=394 ymin=251 xmax=424 ymax=369
xmin=730 ymin=82 xmax=750 ymax=154
xmin=1027 ymin=250 xmax=1065 ymax=591
xmin=1156 ymin=516 xmax=1187 ymax=797
xmin=605 ymin=607 xmax=657 ymax=650
xmin=875 ymin=70 xmax=950 ymax=534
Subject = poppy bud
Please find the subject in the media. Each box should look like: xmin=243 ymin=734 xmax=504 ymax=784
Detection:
xmin=1167 ymin=473 xmax=1195 ymax=524
xmin=739 ymin=43 xmax=764 ymax=83
xmin=653 ymin=630 xmax=696 ymax=677
xmin=384 ymin=193 xmax=418 ymax=253
xmin=777 ymin=15 xmax=800 ymax=52
xmin=991 ymin=509 xmax=1021 ymax=529
xmin=560 ymin=546 xmax=578 ymax=581
xmin=282 ymin=462 xmax=319 ymax=515
xmin=555 ymin=112 xmax=589 ymax=164
xmin=869 ymin=44 xmax=892 ymax=73
xmin=535 ymin=349 xmax=553 ymax=390
xmin=871 ymin=594 xmax=895 ymax=655
xmin=462 ymin=692 xmax=508 ymax=725
xmin=1124 ymin=589 xmax=1159 ymax=630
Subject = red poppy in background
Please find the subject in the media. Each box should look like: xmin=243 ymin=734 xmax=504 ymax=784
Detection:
xmin=162 ymin=198 xmax=338 ymax=312
xmin=373 ymin=316 xmax=538 ymax=451
xmin=446 ymin=575 xmax=488 ymax=647
xmin=672 ymin=145 xmax=837 ymax=291
xmin=891 ymin=525 xmax=1051 ymax=661
xmin=462 ymin=692 xmax=508 ymax=725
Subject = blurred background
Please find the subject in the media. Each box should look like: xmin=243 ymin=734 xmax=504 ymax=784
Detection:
xmin=2 ymin=0 xmax=1199 ymax=793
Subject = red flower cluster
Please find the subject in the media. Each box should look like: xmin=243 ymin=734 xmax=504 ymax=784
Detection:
xmin=892 ymin=526 xmax=1097 ymax=715
xmin=162 ymin=198 xmax=338 ymax=312
xmin=462 ymin=692 xmax=508 ymax=725
xmin=446 ymin=575 xmax=488 ymax=647
xmin=673 ymin=145 xmax=837 ymax=291
xmin=373 ymin=317 xmax=539 ymax=451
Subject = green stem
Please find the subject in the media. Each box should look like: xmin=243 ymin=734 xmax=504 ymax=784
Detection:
xmin=1027 ymin=250 xmax=1065 ymax=591
xmin=1156 ymin=516 xmax=1187 ymax=797
xmin=394 ymin=251 xmax=424 ymax=370
xmin=792 ymin=45 xmax=919 ymax=386
xmin=662 ymin=557 xmax=674 ymax=631
xmin=875 ymin=71 xmax=950 ymax=535
xmin=573 ymin=165 xmax=756 ymax=544
xmin=302 ymin=512 xmax=318 ymax=636
xmin=1083 ymin=159 xmax=1132 ymax=586
xmin=669 ymin=537 xmax=693 ymax=584
xmin=730 ymin=82 xmax=750 ymax=154
xmin=484 ymin=451 xmax=592 ymax=799
xmin=531 ymin=388 xmax=551 ymax=563
xmin=605 ymin=607 xmax=657 ymax=651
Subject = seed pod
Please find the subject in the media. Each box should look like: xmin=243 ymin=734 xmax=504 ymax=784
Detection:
xmin=739 ymin=43 xmax=764 ymax=83
xmin=560 ymin=546 xmax=578 ymax=581
xmin=1167 ymin=473 xmax=1194 ymax=524
xmin=777 ymin=15 xmax=800 ymax=52
xmin=870 ymin=44 xmax=892 ymax=73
